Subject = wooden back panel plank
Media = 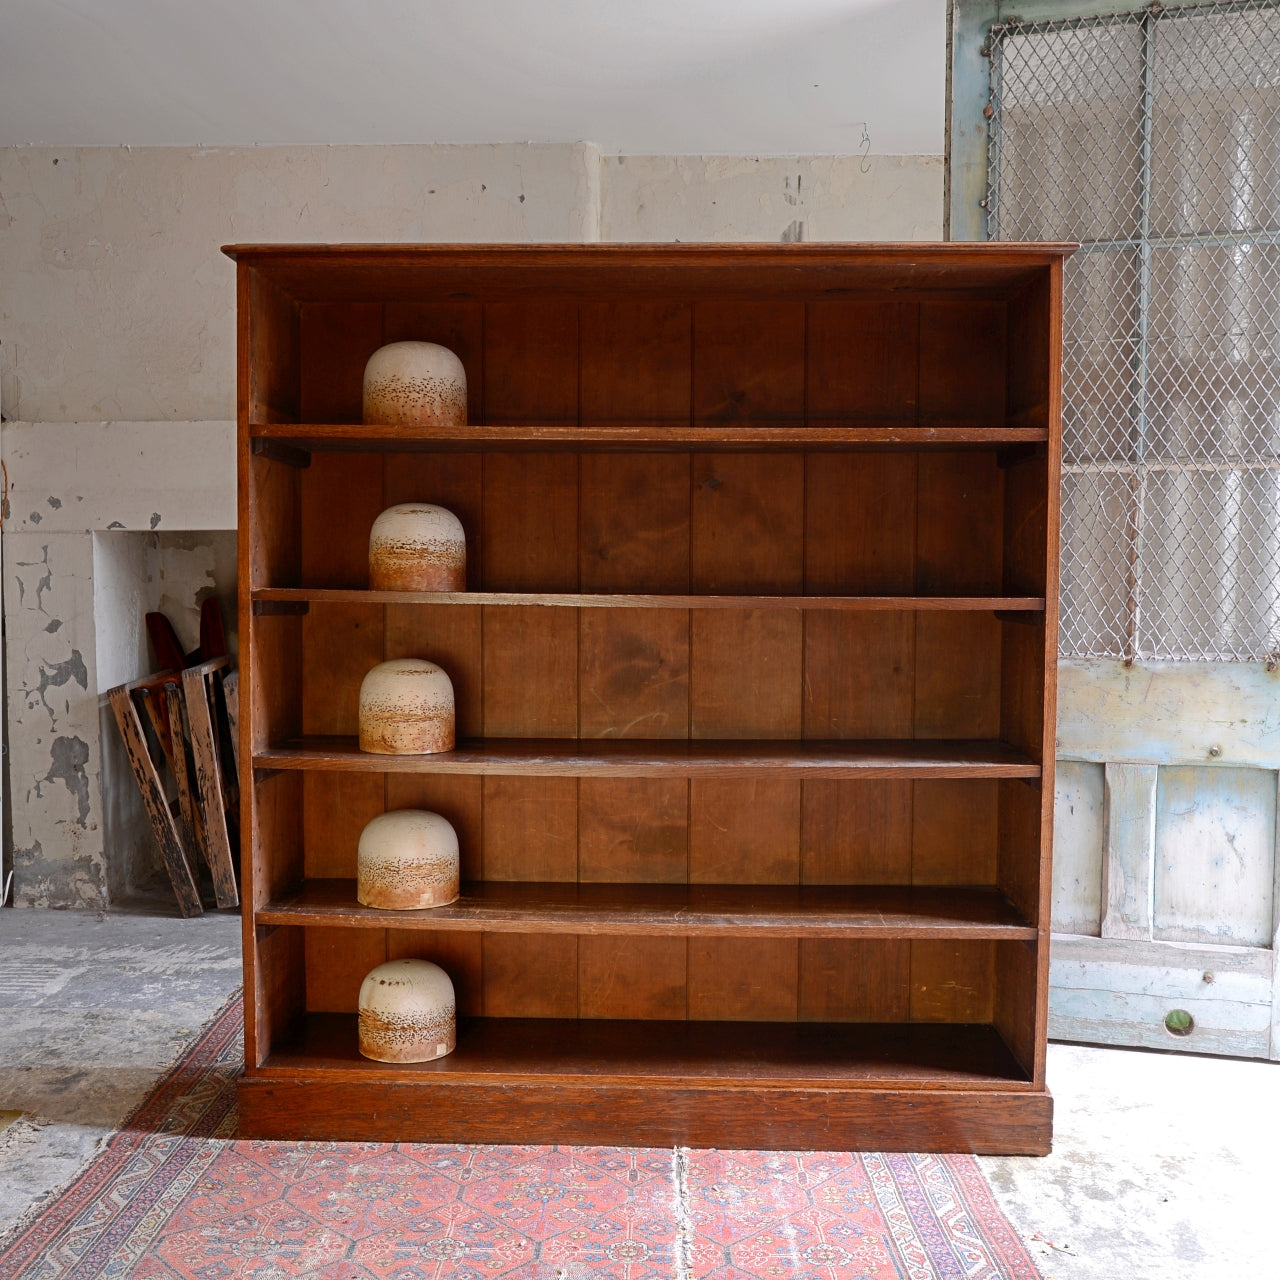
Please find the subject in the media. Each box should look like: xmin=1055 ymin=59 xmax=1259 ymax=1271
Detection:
xmin=916 ymin=453 xmax=1004 ymax=594
xmin=919 ymin=300 xmax=1007 ymax=425
xmin=384 ymin=774 xmax=483 ymax=882
xmin=298 ymin=301 xmax=383 ymax=422
xmin=1006 ymin=275 xmax=1051 ymax=425
xmin=579 ymin=608 xmax=689 ymax=740
xmin=688 ymin=938 xmax=799 ymax=1020
xmin=693 ymin=301 xmax=805 ymax=422
xmin=691 ymin=454 xmax=803 ymax=593
xmin=691 ymin=610 xmax=803 ymax=739
xmin=483 ymin=300 xmax=578 ymax=424
xmin=580 ymin=454 xmax=690 ymax=592
xmin=804 ymin=454 xmax=917 ymax=593
xmin=580 ymin=301 xmax=692 ymax=422
xmin=807 ymin=300 xmax=918 ymax=422
xmin=248 ymin=269 xmax=301 ymax=425
xmin=804 ymin=613 xmax=915 ymax=739
xmin=910 ymin=940 xmax=996 ymax=1023
xmin=482 ymin=453 xmax=578 ymax=591
xmin=578 ymin=778 xmax=689 ymax=883
xmin=387 ymin=603 xmax=482 ymax=737
xmin=579 ymin=936 xmax=688 ymax=1019
xmin=483 ymin=933 xmax=578 ymax=1017
xmin=689 ymin=779 xmax=802 ymax=885
xmin=911 ymin=780 xmax=999 ymax=885
xmin=800 ymin=781 xmax=913 ymax=885
xmin=305 ymin=925 xmax=387 ymax=1014
xmin=799 ymin=939 xmax=911 ymax=1020
xmin=482 ymin=776 xmax=578 ymax=881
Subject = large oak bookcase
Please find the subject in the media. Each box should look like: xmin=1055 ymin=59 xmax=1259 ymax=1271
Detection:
xmin=228 ymin=243 xmax=1067 ymax=1155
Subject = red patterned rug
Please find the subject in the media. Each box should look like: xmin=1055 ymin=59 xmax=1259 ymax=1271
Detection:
xmin=0 ymin=996 xmax=1043 ymax=1278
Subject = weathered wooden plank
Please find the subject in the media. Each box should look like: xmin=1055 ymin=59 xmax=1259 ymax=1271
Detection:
xmin=1153 ymin=766 xmax=1276 ymax=948
xmin=164 ymin=680 xmax=207 ymax=873
xmin=1101 ymin=763 xmax=1156 ymax=941
xmin=184 ymin=658 xmax=239 ymax=909
xmin=1058 ymin=658 xmax=1280 ymax=769
xmin=106 ymin=683 xmax=203 ymax=918
xmin=1052 ymin=761 xmax=1103 ymax=936
xmin=1049 ymin=933 xmax=1273 ymax=1058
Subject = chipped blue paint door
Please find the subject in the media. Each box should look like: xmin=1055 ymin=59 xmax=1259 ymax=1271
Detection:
xmin=1049 ymin=660 xmax=1280 ymax=1059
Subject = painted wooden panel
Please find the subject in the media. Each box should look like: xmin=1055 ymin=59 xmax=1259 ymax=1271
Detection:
xmin=1057 ymin=658 xmax=1280 ymax=769
xmin=1052 ymin=761 xmax=1104 ymax=936
xmin=1049 ymin=934 xmax=1274 ymax=1058
xmin=1101 ymin=764 xmax=1156 ymax=941
xmin=1153 ymin=767 xmax=1277 ymax=948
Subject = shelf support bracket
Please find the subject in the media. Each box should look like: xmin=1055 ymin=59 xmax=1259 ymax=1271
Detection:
xmin=252 ymin=438 xmax=311 ymax=469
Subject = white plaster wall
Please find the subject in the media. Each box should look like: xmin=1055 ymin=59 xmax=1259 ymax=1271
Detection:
xmin=600 ymin=155 xmax=943 ymax=242
xmin=0 ymin=143 xmax=603 ymax=423
xmin=0 ymin=144 xmax=943 ymax=424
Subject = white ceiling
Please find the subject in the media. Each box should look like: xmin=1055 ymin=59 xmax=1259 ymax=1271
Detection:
xmin=0 ymin=0 xmax=945 ymax=154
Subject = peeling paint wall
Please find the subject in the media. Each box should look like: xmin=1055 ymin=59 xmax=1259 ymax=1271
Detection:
xmin=2 ymin=422 xmax=236 ymax=909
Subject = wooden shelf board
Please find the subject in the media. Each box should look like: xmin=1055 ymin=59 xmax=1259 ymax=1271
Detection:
xmin=258 ymin=1014 xmax=1033 ymax=1091
xmin=258 ymin=880 xmax=1039 ymax=939
xmin=253 ymin=737 xmax=1042 ymax=779
xmin=250 ymin=421 xmax=1050 ymax=453
xmin=253 ymin=587 xmax=1046 ymax=612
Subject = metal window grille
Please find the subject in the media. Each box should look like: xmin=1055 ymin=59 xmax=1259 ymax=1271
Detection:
xmin=986 ymin=1 xmax=1280 ymax=661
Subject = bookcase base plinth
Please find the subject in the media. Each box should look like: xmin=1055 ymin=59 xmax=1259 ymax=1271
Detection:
xmin=238 ymin=1074 xmax=1052 ymax=1155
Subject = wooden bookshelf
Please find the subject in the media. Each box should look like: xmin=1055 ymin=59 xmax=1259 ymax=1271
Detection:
xmin=228 ymin=241 xmax=1067 ymax=1155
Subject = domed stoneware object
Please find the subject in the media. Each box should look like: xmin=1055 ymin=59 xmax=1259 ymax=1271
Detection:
xmin=358 ymin=659 xmax=455 ymax=755
xmin=357 ymin=810 xmax=460 ymax=910
xmin=358 ymin=958 xmax=456 ymax=1062
xmin=369 ymin=503 xmax=466 ymax=592
xmin=362 ymin=341 xmax=467 ymax=427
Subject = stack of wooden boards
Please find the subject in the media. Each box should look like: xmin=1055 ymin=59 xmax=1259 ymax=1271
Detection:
xmin=107 ymin=608 xmax=240 ymax=917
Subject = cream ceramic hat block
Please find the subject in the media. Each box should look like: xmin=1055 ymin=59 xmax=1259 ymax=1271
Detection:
xmin=357 ymin=810 xmax=460 ymax=910
xmin=358 ymin=659 xmax=455 ymax=755
xmin=369 ymin=503 xmax=466 ymax=592
xmin=362 ymin=341 xmax=467 ymax=427
xmin=358 ymin=958 xmax=457 ymax=1062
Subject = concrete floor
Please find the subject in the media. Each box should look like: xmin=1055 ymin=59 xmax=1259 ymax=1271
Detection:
xmin=0 ymin=907 xmax=1275 ymax=1278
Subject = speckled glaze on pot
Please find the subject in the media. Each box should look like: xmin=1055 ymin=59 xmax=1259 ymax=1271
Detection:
xmin=362 ymin=341 xmax=467 ymax=427
xmin=358 ymin=659 xmax=455 ymax=755
xmin=369 ymin=503 xmax=466 ymax=592
xmin=357 ymin=809 xmax=460 ymax=910
xmin=358 ymin=958 xmax=456 ymax=1062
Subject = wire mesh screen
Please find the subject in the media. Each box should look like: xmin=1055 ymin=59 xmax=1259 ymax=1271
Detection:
xmin=987 ymin=1 xmax=1280 ymax=660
